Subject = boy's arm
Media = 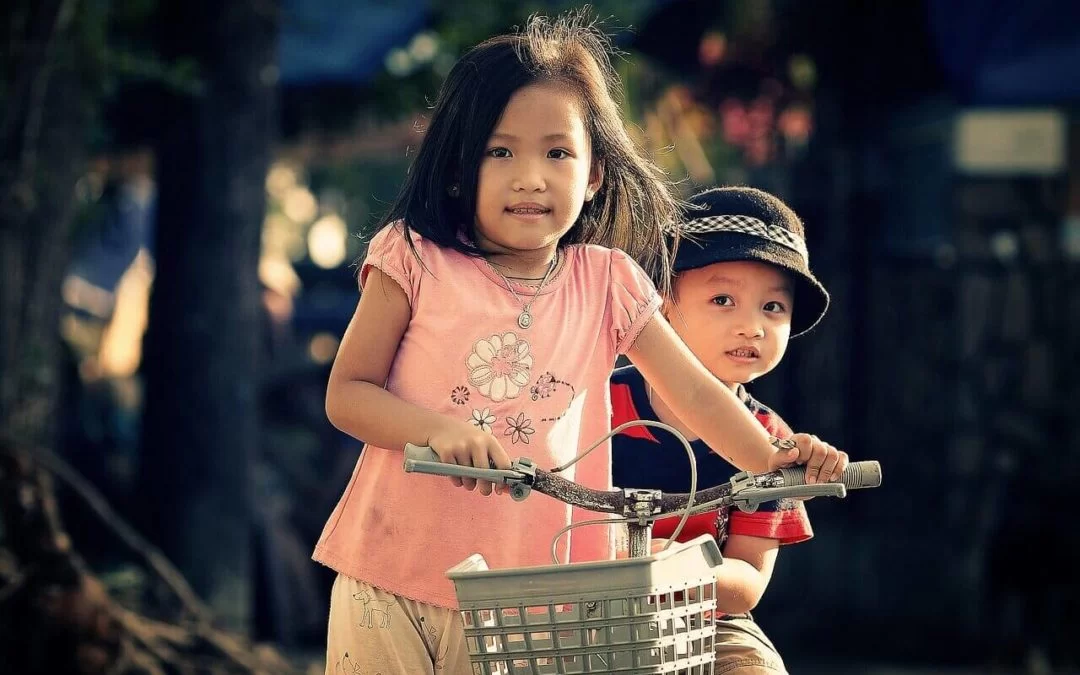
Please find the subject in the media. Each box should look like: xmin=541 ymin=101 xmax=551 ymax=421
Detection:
xmin=713 ymin=534 xmax=779 ymax=615
xmin=641 ymin=533 xmax=779 ymax=614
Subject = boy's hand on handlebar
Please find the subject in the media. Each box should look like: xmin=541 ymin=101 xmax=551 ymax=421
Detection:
xmin=426 ymin=423 xmax=513 ymax=496
xmin=766 ymin=433 xmax=848 ymax=483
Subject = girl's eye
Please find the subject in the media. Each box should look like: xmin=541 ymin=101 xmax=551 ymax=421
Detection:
xmin=487 ymin=147 xmax=512 ymax=158
xmin=711 ymin=295 xmax=734 ymax=307
xmin=764 ymin=301 xmax=787 ymax=313
xmin=548 ymin=148 xmax=570 ymax=159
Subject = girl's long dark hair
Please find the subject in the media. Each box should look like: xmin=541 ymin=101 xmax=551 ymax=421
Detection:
xmin=376 ymin=11 xmax=681 ymax=294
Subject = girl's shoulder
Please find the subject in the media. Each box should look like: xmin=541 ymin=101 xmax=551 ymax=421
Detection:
xmin=565 ymin=244 xmax=653 ymax=285
xmin=570 ymin=243 xmax=643 ymax=263
xmin=366 ymin=220 xmax=466 ymax=268
xmin=361 ymin=221 xmax=470 ymax=295
xmin=366 ymin=220 xmax=425 ymax=251
xmin=564 ymin=242 xmax=618 ymax=269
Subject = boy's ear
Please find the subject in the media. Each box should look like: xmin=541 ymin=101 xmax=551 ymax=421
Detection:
xmin=585 ymin=160 xmax=604 ymax=201
xmin=660 ymin=283 xmax=687 ymax=327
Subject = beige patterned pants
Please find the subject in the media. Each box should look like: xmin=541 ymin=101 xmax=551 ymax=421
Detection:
xmin=325 ymin=575 xmax=786 ymax=674
xmin=713 ymin=613 xmax=788 ymax=674
xmin=324 ymin=574 xmax=475 ymax=674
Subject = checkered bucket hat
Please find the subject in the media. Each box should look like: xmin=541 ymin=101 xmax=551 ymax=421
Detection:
xmin=668 ymin=187 xmax=830 ymax=337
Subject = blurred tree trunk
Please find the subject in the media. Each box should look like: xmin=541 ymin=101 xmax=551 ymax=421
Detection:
xmin=137 ymin=0 xmax=278 ymax=631
xmin=0 ymin=0 xmax=122 ymax=671
xmin=0 ymin=0 xmax=89 ymax=452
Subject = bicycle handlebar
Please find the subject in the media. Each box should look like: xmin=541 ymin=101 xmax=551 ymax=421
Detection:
xmin=403 ymin=443 xmax=881 ymax=518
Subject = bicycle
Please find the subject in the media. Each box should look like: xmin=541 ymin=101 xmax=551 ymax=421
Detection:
xmin=403 ymin=429 xmax=881 ymax=674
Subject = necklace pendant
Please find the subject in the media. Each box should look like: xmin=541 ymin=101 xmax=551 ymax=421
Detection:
xmin=517 ymin=310 xmax=533 ymax=329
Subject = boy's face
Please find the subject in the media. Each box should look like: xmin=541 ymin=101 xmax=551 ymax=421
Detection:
xmin=664 ymin=260 xmax=794 ymax=388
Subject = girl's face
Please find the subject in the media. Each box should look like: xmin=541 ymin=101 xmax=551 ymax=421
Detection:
xmin=664 ymin=260 xmax=794 ymax=388
xmin=474 ymin=81 xmax=602 ymax=263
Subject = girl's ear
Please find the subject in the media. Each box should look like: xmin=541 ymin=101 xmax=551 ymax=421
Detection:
xmin=585 ymin=160 xmax=604 ymax=201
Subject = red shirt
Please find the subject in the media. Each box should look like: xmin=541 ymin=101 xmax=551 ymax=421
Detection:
xmin=610 ymin=366 xmax=812 ymax=545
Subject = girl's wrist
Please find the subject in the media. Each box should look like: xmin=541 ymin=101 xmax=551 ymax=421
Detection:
xmin=425 ymin=413 xmax=472 ymax=444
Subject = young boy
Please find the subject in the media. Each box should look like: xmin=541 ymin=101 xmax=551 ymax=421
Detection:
xmin=611 ymin=186 xmax=845 ymax=673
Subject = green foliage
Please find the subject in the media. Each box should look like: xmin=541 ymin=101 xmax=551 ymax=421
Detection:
xmin=97 ymin=0 xmax=204 ymax=97
xmin=309 ymin=158 xmax=412 ymax=241
xmin=103 ymin=49 xmax=203 ymax=96
xmin=358 ymin=0 xmax=657 ymax=120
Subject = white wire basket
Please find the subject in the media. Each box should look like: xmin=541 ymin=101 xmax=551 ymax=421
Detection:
xmin=447 ymin=534 xmax=722 ymax=674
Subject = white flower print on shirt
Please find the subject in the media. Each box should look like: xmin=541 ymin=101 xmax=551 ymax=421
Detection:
xmin=469 ymin=408 xmax=496 ymax=433
xmin=466 ymin=332 xmax=533 ymax=402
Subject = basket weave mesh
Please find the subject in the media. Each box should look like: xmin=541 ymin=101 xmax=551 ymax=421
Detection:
xmin=447 ymin=535 xmax=722 ymax=674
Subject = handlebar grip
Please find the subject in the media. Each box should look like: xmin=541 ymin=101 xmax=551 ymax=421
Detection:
xmin=404 ymin=443 xmax=441 ymax=463
xmin=778 ymin=460 xmax=881 ymax=490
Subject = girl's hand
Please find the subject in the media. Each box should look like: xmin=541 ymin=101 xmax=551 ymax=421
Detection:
xmin=765 ymin=433 xmax=848 ymax=483
xmin=427 ymin=422 xmax=513 ymax=496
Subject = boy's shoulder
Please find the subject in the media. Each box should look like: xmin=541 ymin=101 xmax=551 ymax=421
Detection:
xmin=737 ymin=386 xmax=794 ymax=439
xmin=611 ymin=364 xmax=642 ymax=387
xmin=611 ymin=365 xmax=650 ymax=430
xmin=609 ymin=367 xmax=793 ymax=437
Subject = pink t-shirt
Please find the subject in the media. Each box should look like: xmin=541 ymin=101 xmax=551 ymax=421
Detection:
xmin=312 ymin=224 xmax=662 ymax=608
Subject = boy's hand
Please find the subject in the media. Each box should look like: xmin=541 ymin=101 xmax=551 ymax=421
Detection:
xmin=765 ymin=433 xmax=848 ymax=483
xmin=427 ymin=422 xmax=513 ymax=496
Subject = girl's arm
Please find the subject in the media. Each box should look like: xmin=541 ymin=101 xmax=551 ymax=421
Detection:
xmin=325 ymin=268 xmax=511 ymax=493
xmin=626 ymin=316 xmax=780 ymax=473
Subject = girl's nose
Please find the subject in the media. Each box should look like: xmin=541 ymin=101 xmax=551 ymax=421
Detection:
xmin=511 ymin=161 xmax=546 ymax=192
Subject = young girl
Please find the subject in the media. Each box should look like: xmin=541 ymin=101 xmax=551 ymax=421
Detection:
xmin=315 ymin=13 xmax=825 ymax=674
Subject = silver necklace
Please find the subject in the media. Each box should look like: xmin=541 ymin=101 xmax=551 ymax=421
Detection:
xmin=485 ymin=252 xmax=558 ymax=329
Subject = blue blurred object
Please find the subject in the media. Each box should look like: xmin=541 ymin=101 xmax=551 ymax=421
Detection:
xmin=277 ymin=0 xmax=672 ymax=85
xmin=278 ymin=0 xmax=432 ymax=85
xmin=66 ymin=182 xmax=156 ymax=317
xmin=927 ymin=0 xmax=1080 ymax=103
xmin=278 ymin=0 xmax=1078 ymax=97
xmin=289 ymin=261 xmax=358 ymax=339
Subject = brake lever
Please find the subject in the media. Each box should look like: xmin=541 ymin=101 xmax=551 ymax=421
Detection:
xmin=734 ymin=484 xmax=846 ymax=512
xmin=728 ymin=470 xmax=847 ymax=513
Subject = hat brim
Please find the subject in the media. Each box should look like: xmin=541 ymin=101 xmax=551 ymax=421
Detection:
xmin=673 ymin=231 xmax=829 ymax=337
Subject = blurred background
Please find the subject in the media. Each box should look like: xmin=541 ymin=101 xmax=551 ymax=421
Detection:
xmin=1 ymin=0 xmax=1077 ymax=673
